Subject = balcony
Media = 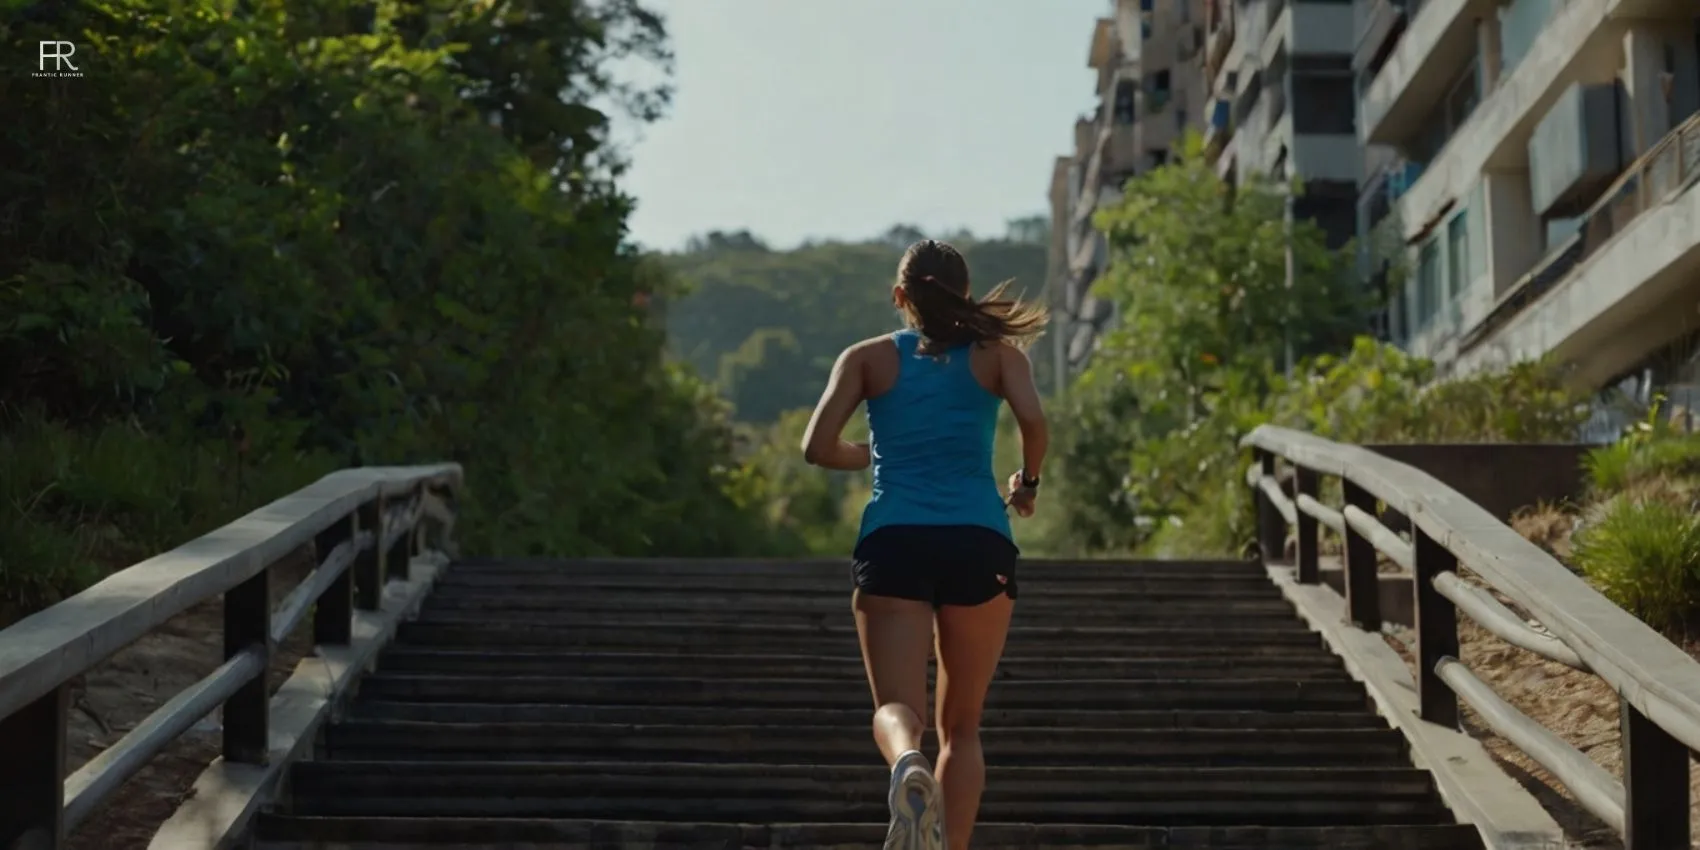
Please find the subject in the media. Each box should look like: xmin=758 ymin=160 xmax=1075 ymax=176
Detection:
xmin=1204 ymin=97 xmax=1235 ymax=157
xmin=1293 ymin=128 xmax=1366 ymax=183
xmin=1353 ymin=0 xmax=1411 ymax=73
xmin=1392 ymin=0 xmax=1622 ymax=245
xmin=1107 ymin=121 xmax=1144 ymax=173
xmin=1263 ymin=0 xmax=1355 ymax=64
xmin=1205 ymin=0 xmax=1237 ymax=78
xmin=1454 ymin=113 xmax=1700 ymax=386
xmin=1360 ymin=0 xmax=1494 ymax=145
xmin=1527 ymin=81 xmax=1623 ymax=218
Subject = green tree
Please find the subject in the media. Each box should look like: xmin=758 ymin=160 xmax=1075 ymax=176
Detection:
xmin=0 ymin=0 xmax=784 ymax=614
xmin=1057 ymin=133 xmax=1367 ymax=551
xmin=662 ymin=231 xmax=1052 ymax=424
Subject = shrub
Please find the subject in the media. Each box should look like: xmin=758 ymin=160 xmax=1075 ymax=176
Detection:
xmin=1573 ymin=496 xmax=1700 ymax=632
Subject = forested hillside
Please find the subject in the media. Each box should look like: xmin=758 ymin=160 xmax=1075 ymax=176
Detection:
xmin=0 ymin=0 xmax=787 ymax=620
xmin=662 ymin=222 xmax=1054 ymax=424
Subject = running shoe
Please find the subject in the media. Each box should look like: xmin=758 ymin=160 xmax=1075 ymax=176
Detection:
xmin=884 ymin=750 xmax=946 ymax=850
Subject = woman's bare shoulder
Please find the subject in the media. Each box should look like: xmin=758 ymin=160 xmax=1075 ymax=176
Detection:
xmin=840 ymin=333 xmax=899 ymax=361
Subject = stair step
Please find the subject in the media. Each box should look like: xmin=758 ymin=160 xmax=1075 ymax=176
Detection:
xmin=257 ymin=556 xmax=1474 ymax=849
xmin=372 ymin=649 xmax=1348 ymax=680
xmin=253 ymin=816 xmax=1486 ymax=848
xmin=354 ymin=675 xmax=1369 ymax=711
xmin=433 ymin=573 xmax=1279 ymax=596
xmin=394 ymin=622 xmax=1326 ymax=653
xmin=323 ymin=722 xmax=1409 ymax=766
xmin=417 ymin=593 xmax=1295 ymax=616
xmin=406 ymin=608 xmax=1302 ymax=628
xmin=292 ymin=761 xmax=1440 ymax=799
xmin=346 ymin=702 xmax=1392 ymax=729
xmin=443 ymin=558 xmax=1266 ymax=582
xmin=287 ymin=796 xmax=1452 ymax=827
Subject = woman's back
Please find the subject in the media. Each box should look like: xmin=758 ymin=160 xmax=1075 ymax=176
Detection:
xmin=859 ymin=329 xmax=1009 ymax=542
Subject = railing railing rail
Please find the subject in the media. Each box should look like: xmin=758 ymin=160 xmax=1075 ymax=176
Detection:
xmin=1242 ymin=425 xmax=1693 ymax=849
xmin=0 ymin=463 xmax=461 ymax=849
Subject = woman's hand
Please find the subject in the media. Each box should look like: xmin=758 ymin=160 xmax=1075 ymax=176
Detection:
xmin=1006 ymin=471 xmax=1037 ymax=517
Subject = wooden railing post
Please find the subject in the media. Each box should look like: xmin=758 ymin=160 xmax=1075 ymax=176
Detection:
xmin=0 ymin=687 xmax=67 ymax=849
xmin=1340 ymin=480 xmax=1383 ymax=632
xmin=1294 ymin=466 xmax=1319 ymax=584
xmin=222 ymin=568 xmax=271 ymax=765
xmin=1621 ymin=699 xmax=1690 ymax=850
xmin=1253 ymin=450 xmax=1285 ymax=564
xmin=385 ymin=491 xmax=412 ymax=583
xmin=439 ymin=485 xmax=460 ymax=557
xmin=1412 ymin=528 xmax=1459 ymax=728
xmin=313 ymin=514 xmax=356 ymax=646
xmin=354 ymin=499 xmax=383 ymax=611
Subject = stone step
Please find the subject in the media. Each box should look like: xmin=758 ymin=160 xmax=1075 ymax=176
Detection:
xmin=405 ymin=607 xmax=1303 ymax=629
xmin=418 ymin=592 xmax=1295 ymax=616
xmin=346 ymin=701 xmax=1392 ymax=730
xmin=372 ymin=649 xmax=1350 ymax=681
xmin=394 ymin=622 xmax=1327 ymax=653
xmin=322 ymin=722 xmax=1410 ymax=767
xmin=433 ymin=572 xmax=1279 ymax=596
xmin=253 ymin=816 xmax=1486 ymax=849
xmin=291 ymin=760 xmax=1441 ymax=801
xmin=444 ymin=557 xmax=1265 ymax=581
xmin=354 ymin=675 xmax=1370 ymax=712
xmin=288 ymin=794 xmax=1450 ymax=827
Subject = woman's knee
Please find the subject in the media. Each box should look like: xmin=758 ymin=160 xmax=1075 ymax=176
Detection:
xmin=935 ymin=712 xmax=981 ymax=746
xmin=875 ymin=700 xmax=929 ymax=732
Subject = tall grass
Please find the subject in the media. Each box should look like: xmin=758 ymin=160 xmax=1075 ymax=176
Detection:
xmin=0 ymin=413 xmax=336 ymax=623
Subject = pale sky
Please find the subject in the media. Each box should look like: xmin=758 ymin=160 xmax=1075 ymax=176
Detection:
xmin=616 ymin=0 xmax=1111 ymax=252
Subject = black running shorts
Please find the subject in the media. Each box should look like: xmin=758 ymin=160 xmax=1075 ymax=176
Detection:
xmin=851 ymin=524 xmax=1019 ymax=607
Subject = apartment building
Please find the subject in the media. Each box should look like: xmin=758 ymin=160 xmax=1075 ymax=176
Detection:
xmin=1047 ymin=0 xmax=1209 ymax=378
xmin=1201 ymin=0 xmax=1361 ymax=250
xmin=1356 ymin=0 xmax=1700 ymax=390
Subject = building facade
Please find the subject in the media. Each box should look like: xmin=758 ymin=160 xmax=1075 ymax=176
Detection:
xmin=1048 ymin=0 xmax=1210 ymax=380
xmin=1356 ymin=0 xmax=1700 ymax=392
xmin=1202 ymin=0 xmax=1362 ymax=249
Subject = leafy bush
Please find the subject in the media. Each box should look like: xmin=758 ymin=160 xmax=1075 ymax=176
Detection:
xmin=1053 ymin=136 xmax=1592 ymax=560
xmin=1067 ymin=336 xmax=1591 ymax=558
xmin=1573 ymin=496 xmax=1700 ymax=632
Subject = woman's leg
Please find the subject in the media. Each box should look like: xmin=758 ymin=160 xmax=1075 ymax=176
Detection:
xmin=851 ymin=588 xmax=936 ymax=764
xmin=933 ymin=592 xmax=1015 ymax=850
xmin=853 ymin=587 xmax=947 ymax=849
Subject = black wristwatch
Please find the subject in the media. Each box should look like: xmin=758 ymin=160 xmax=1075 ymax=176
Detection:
xmin=1019 ymin=469 xmax=1040 ymax=490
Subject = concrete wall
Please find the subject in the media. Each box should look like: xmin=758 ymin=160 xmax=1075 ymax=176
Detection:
xmin=1294 ymin=132 xmax=1364 ymax=182
xmin=1291 ymin=1 xmax=1355 ymax=56
xmin=1364 ymin=443 xmax=1592 ymax=518
xmin=1482 ymin=168 xmax=1539 ymax=297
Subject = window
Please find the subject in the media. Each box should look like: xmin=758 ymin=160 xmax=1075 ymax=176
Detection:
xmin=1180 ymin=0 xmax=1191 ymax=23
xmin=1415 ymin=239 xmax=1441 ymax=331
xmin=1176 ymin=108 xmax=1187 ymax=133
xmin=1113 ymin=80 xmax=1138 ymax=124
xmin=1148 ymin=70 xmax=1172 ymax=111
xmin=1149 ymin=149 xmax=1169 ymax=166
xmin=1443 ymin=58 xmax=1480 ymax=133
xmin=1291 ymin=73 xmax=1356 ymax=134
xmin=1445 ymin=211 xmax=1469 ymax=300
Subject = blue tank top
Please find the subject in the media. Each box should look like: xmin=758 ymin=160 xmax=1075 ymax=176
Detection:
xmin=856 ymin=329 xmax=1013 ymax=544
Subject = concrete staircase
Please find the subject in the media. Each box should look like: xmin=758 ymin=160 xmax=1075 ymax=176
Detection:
xmin=253 ymin=558 xmax=1485 ymax=849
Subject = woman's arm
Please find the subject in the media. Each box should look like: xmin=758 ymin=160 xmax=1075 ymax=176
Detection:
xmin=801 ymin=344 xmax=872 ymax=470
xmin=999 ymin=344 xmax=1048 ymax=514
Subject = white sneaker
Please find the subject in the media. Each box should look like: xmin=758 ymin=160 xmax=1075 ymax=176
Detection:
xmin=884 ymin=750 xmax=946 ymax=850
